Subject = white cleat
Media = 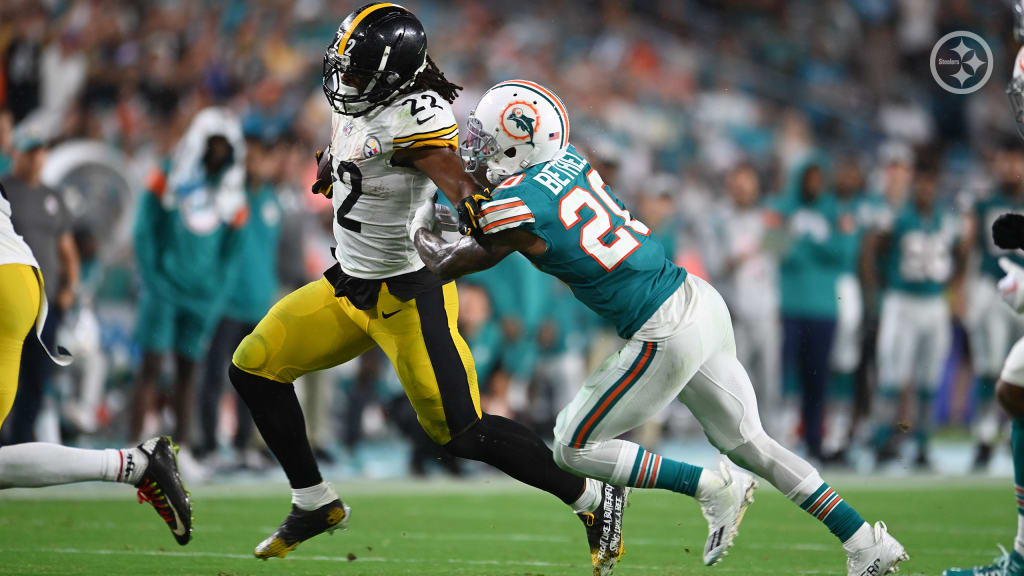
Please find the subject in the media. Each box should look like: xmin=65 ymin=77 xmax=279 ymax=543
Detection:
xmin=697 ymin=460 xmax=757 ymax=566
xmin=846 ymin=522 xmax=909 ymax=576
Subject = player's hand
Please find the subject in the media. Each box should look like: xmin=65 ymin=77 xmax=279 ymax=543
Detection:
xmin=993 ymin=213 xmax=1024 ymax=250
xmin=410 ymin=197 xmax=439 ymax=242
xmin=998 ymin=257 xmax=1024 ymax=313
xmin=456 ymin=189 xmax=493 ymax=236
xmin=311 ymin=148 xmax=334 ymax=199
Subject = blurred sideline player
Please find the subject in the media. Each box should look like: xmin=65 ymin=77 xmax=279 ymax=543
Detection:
xmin=861 ymin=161 xmax=961 ymax=468
xmin=944 ymin=8 xmax=1024 ymax=571
xmin=131 ymin=107 xmax=249 ymax=470
xmin=412 ymin=79 xmax=907 ymax=574
xmin=0 ymin=181 xmax=193 ymax=545
xmin=227 ymin=5 xmax=627 ymax=574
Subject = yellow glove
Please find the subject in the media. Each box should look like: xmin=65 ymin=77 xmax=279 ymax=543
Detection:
xmin=311 ymin=148 xmax=334 ymax=199
xmin=456 ymin=189 xmax=493 ymax=236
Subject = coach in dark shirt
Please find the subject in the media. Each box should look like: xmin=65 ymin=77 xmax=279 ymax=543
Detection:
xmin=1 ymin=132 xmax=79 ymax=444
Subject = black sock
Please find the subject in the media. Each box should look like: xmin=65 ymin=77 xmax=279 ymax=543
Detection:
xmin=444 ymin=413 xmax=585 ymax=505
xmin=229 ymin=365 xmax=322 ymax=488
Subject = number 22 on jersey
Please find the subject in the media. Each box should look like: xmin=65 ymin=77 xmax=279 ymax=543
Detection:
xmin=558 ymin=169 xmax=650 ymax=271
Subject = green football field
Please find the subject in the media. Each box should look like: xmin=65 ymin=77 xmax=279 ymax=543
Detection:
xmin=0 ymin=475 xmax=1014 ymax=575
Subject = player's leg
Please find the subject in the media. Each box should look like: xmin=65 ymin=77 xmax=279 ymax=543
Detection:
xmin=0 ymin=265 xmax=192 ymax=543
xmin=944 ymin=339 xmax=1024 ymax=576
xmin=974 ymin=288 xmax=1010 ymax=468
xmin=912 ymin=298 xmax=951 ymax=467
xmin=230 ymin=277 xmax=375 ymax=558
xmin=372 ymin=282 xmax=625 ymax=573
xmin=551 ymin=277 xmax=752 ymax=566
xmin=678 ymin=276 xmax=907 ymax=574
xmin=197 ymin=318 xmax=233 ymax=457
xmin=869 ymin=292 xmax=915 ymax=462
xmin=130 ymin=290 xmax=174 ymax=441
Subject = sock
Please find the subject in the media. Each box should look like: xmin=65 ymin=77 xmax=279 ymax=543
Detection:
xmin=915 ymin=387 xmax=936 ymax=458
xmin=799 ymin=480 xmax=867 ymax=544
xmin=871 ymin=386 xmax=901 ymax=450
xmin=0 ymin=443 xmax=145 ymax=488
xmin=626 ymin=447 xmax=702 ymax=496
xmin=292 ymin=481 xmax=339 ymax=511
xmin=571 ymin=477 xmax=602 ymax=514
xmin=1013 ymin=419 xmax=1024 ymax=556
xmin=229 ymin=365 xmax=323 ymax=489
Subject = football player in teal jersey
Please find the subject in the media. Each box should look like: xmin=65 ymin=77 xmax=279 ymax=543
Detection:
xmin=411 ymin=79 xmax=907 ymax=575
xmin=862 ymin=162 xmax=961 ymax=469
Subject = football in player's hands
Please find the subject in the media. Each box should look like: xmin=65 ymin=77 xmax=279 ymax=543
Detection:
xmin=998 ymin=257 xmax=1024 ymax=313
xmin=456 ymin=189 xmax=493 ymax=236
xmin=311 ymin=148 xmax=334 ymax=198
xmin=992 ymin=213 xmax=1024 ymax=250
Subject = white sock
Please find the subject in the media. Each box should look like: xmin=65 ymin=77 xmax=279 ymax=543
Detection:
xmin=0 ymin=443 xmax=146 ymax=488
xmin=570 ymin=478 xmax=602 ymax=514
xmin=842 ymin=522 xmax=874 ymax=554
xmin=694 ymin=468 xmax=726 ymax=501
xmin=292 ymin=482 xmax=339 ymax=511
xmin=1016 ymin=515 xmax=1024 ymax=557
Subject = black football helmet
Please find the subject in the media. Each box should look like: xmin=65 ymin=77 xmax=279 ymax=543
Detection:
xmin=323 ymin=3 xmax=427 ymax=116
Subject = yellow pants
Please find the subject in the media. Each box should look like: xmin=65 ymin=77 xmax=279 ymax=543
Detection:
xmin=0 ymin=264 xmax=41 ymax=426
xmin=233 ymin=277 xmax=481 ymax=444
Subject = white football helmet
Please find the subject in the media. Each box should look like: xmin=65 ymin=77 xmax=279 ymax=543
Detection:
xmin=459 ymin=80 xmax=570 ymax=185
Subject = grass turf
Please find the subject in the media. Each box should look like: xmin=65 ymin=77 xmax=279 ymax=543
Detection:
xmin=0 ymin=476 xmax=1014 ymax=575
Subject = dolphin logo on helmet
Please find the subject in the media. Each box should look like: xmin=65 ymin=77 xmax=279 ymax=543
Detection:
xmin=460 ymin=80 xmax=569 ymax=185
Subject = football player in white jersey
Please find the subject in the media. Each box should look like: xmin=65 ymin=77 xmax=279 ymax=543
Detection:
xmin=0 ymin=182 xmax=193 ymax=545
xmin=227 ymin=4 xmax=626 ymax=573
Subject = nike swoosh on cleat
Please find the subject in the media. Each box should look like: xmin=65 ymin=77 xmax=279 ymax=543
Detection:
xmin=170 ymin=504 xmax=187 ymax=537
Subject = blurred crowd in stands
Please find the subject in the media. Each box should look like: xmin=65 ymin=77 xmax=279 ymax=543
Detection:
xmin=1 ymin=0 xmax=1023 ymax=479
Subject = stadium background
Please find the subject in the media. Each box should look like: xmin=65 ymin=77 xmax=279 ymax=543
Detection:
xmin=0 ymin=0 xmax=1021 ymax=496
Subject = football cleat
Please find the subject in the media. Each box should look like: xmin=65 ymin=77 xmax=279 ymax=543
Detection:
xmin=135 ymin=436 xmax=193 ymax=546
xmin=577 ymin=483 xmax=628 ymax=576
xmin=697 ymin=460 xmax=757 ymax=566
xmin=943 ymin=546 xmax=1024 ymax=576
xmin=846 ymin=521 xmax=908 ymax=576
xmin=254 ymin=499 xmax=350 ymax=560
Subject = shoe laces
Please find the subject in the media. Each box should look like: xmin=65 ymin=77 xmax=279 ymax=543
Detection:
xmin=137 ymin=478 xmax=173 ymax=525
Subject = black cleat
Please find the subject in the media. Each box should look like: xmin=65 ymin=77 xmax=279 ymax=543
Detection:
xmin=577 ymin=483 xmax=628 ymax=576
xmin=135 ymin=436 xmax=193 ymax=546
xmin=973 ymin=442 xmax=993 ymax=472
xmin=254 ymin=499 xmax=350 ymax=559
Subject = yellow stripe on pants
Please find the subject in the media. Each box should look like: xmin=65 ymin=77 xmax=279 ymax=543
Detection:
xmin=0 ymin=263 xmax=41 ymax=425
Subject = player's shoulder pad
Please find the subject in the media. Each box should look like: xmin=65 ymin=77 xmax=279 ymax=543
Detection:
xmin=478 ymin=173 xmax=539 ymax=235
xmin=389 ymin=90 xmax=458 ymax=152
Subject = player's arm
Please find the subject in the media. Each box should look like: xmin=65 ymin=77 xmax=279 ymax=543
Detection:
xmin=392 ymin=146 xmax=477 ymax=206
xmin=413 ymin=225 xmax=544 ymax=282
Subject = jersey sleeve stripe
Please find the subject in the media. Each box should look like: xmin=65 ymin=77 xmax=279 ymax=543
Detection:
xmin=482 ymin=213 xmax=534 ymax=234
xmin=478 ymin=204 xmax=533 ymax=227
xmin=478 ymin=199 xmax=526 ymax=217
xmin=394 ymin=135 xmax=458 ymax=150
xmin=393 ymin=124 xmax=458 ymax=143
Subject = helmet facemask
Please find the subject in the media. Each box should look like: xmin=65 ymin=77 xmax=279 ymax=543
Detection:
xmin=459 ymin=115 xmax=535 ymax=185
xmin=323 ymin=48 xmax=422 ymax=116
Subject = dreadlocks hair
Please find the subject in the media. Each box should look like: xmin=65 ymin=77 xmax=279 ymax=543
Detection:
xmin=407 ymin=55 xmax=462 ymax=104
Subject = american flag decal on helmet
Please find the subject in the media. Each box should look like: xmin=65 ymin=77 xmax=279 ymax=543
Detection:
xmin=548 ymin=131 xmax=560 ymax=141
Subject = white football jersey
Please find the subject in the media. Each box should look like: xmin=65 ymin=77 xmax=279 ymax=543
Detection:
xmin=0 ymin=185 xmax=39 ymax=268
xmin=329 ymin=89 xmax=458 ymax=279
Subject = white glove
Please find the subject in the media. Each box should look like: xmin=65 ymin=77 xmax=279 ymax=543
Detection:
xmin=998 ymin=257 xmax=1024 ymax=314
xmin=409 ymin=198 xmax=438 ymax=242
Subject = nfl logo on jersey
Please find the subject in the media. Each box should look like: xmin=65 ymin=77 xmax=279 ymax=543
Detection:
xmin=363 ymin=136 xmax=381 ymax=158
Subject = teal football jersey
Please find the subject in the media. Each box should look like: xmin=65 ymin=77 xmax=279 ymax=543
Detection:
xmin=476 ymin=145 xmax=686 ymax=339
xmin=974 ymin=193 xmax=1024 ymax=279
xmin=883 ymin=203 xmax=957 ymax=295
